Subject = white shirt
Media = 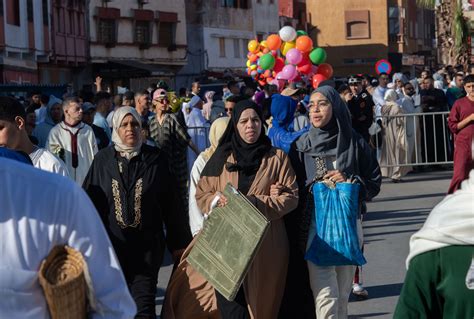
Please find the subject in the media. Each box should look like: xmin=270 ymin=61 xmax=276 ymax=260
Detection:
xmin=29 ymin=147 xmax=70 ymax=177
xmin=0 ymin=157 xmax=136 ymax=318
xmin=189 ymin=154 xmax=207 ymax=236
xmin=46 ymin=122 xmax=98 ymax=185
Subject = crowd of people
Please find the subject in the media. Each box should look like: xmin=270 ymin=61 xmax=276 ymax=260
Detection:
xmin=0 ymin=64 xmax=473 ymax=319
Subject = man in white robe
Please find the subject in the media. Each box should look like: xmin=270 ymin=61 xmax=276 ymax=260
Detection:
xmin=0 ymin=154 xmax=136 ymax=318
xmin=186 ymin=95 xmax=209 ymax=174
xmin=47 ymin=97 xmax=98 ymax=184
xmin=0 ymin=97 xmax=68 ymax=176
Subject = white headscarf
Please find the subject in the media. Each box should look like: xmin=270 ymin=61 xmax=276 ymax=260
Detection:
xmin=111 ymin=106 xmax=142 ymax=160
xmin=384 ymin=89 xmax=399 ymax=102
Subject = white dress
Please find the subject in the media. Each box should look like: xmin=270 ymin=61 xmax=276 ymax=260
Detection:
xmin=0 ymin=157 xmax=136 ymax=319
xmin=29 ymin=147 xmax=70 ymax=177
xmin=46 ymin=122 xmax=98 ymax=185
xmin=188 ymin=154 xmax=207 ymax=236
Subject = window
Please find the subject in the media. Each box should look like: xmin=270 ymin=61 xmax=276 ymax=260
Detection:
xmin=221 ymin=0 xmax=249 ymax=9
xmin=98 ymin=19 xmax=116 ymax=45
xmin=27 ymin=0 xmax=33 ymax=22
xmin=233 ymin=39 xmax=240 ymax=58
xmin=135 ymin=21 xmax=151 ymax=47
xmin=219 ymin=38 xmax=226 ymax=57
xmin=42 ymin=0 xmax=49 ymax=25
xmin=158 ymin=22 xmax=175 ymax=47
xmin=242 ymin=39 xmax=247 ymax=57
xmin=344 ymin=10 xmax=370 ymax=39
xmin=68 ymin=9 xmax=74 ymax=34
xmin=7 ymin=0 xmax=20 ymax=26
xmin=388 ymin=6 xmax=399 ymax=41
xmin=343 ymin=57 xmax=377 ymax=65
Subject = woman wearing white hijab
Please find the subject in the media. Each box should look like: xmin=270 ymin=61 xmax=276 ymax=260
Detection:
xmin=188 ymin=116 xmax=230 ymax=236
xmin=379 ymin=89 xmax=411 ymax=182
xmin=83 ymin=106 xmax=192 ymax=318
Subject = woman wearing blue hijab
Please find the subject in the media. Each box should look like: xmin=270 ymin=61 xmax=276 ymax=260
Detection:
xmin=268 ymin=94 xmax=309 ymax=153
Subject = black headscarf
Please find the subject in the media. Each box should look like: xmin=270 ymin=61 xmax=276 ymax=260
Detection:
xmin=201 ymin=100 xmax=272 ymax=177
xmin=296 ymin=85 xmax=356 ymax=184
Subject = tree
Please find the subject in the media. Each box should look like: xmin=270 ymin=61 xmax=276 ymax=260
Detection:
xmin=417 ymin=0 xmax=469 ymax=69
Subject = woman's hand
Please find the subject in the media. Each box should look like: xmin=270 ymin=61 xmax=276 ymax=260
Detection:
xmin=216 ymin=194 xmax=228 ymax=207
xmin=324 ymin=170 xmax=347 ymax=183
xmin=270 ymin=182 xmax=284 ymax=197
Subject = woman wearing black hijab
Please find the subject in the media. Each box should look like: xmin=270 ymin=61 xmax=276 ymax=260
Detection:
xmin=294 ymin=86 xmax=381 ymax=319
xmin=195 ymin=100 xmax=299 ymax=319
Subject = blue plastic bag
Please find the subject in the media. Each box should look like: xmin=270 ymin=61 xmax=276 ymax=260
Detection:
xmin=305 ymin=182 xmax=366 ymax=266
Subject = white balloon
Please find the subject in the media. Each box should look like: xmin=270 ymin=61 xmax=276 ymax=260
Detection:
xmin=279 ymin=26 xmax=297 ymax=42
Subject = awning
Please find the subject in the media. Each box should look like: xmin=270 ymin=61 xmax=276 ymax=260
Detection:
xmin=108 ymin=60 xmax=176 ymax=77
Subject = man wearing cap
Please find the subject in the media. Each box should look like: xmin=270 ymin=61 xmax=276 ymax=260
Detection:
xmin=348 ymin=76 xmax=374 ymax=142
xmin=150 ymin=89 xmax=199 ymax=222
xmin=82 ymin=102 xmax=110 ymax=150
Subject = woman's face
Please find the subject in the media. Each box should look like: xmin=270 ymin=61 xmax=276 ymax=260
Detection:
xmin=236 ymin=108 xmax=262 ymax=144
xmin=309 ymin=92 xmax=333 ymax=128
xmin=118 ymin=114 xmax=141 ymax=147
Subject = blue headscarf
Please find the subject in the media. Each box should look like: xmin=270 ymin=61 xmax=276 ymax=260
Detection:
xmin=268 ymin=94 xmax=309 ymax=153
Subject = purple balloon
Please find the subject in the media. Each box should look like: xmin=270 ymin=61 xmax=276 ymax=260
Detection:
xmin=281 ymin=64 xmax=297 ymax=80
xmin=286 ymin=48 xmax=303 ymax=65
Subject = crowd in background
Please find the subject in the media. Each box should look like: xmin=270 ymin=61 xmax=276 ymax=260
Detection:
xmin=1 ymin=62 xmax=473 ymax=318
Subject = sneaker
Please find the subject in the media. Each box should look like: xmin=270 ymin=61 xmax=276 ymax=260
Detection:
xmin=352 ymin=284 xmax=369 ymax=300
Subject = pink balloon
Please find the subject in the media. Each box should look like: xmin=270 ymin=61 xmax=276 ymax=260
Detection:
xmin=271 ymin=78 xmax=281 ymax=90
xmin=281 ymin=64 xmax=297 ymax=80
xmin=285 ymin=48 xmax=303 ymax=65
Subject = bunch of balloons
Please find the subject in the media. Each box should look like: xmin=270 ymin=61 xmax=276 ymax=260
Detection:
xmin=245 ymin=26 xmax=334 ymax=89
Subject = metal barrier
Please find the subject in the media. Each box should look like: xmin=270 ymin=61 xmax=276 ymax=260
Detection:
xmin=374 ymin=111 xmax=453 ymax=168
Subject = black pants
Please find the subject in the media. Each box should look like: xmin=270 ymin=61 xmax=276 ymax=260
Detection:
xmin=215 ymin=286 xmax=250 ymax=319
xmin=127 ymin=272 xmax=158 ymax=318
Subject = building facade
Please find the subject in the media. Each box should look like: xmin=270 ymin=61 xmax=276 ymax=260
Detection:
xmin=177 ymin=0 xmax=269 ymax=90
xmin=279 ymin=0 xmax=307 ymax=30
xmin=38 ymin=0 xmax=88 ymax=90
xmin=306 ymin=0 xmax=435 ymax=76
xmin=0 ymin=0 xmax=50 ymax=84
xmin=86 ymin=0 xmax=187 ymax=92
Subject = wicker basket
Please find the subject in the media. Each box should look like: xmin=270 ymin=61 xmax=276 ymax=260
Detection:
xmin=38 ymin=245 xmax=87 ymax=319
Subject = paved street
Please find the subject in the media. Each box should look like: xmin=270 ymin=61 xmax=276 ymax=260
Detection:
xmin=155 ymin=170 xmax=453 ymax=318
xmin=348 ymin=170 xmax=452 ymax=318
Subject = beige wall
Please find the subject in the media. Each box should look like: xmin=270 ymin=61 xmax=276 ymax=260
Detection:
xmin=306 ymin=0 xmax=389 ymax=76
xmin=89 ymin=0 xmax=187 ymax=65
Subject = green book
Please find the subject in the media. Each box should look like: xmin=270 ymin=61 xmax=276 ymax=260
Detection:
xmin=187 ymin=183 xmax=270 ymax=301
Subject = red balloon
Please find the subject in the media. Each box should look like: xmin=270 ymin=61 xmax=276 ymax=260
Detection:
xmin=317 ymin=63 xmax=333 ymax=79
xmin=273 ymin=57 xmax=285 ymax=73
xmin=312 ymin=74 xmax=327 ymax=89
xmin=297 ymin=56 xmax=312 ymax=74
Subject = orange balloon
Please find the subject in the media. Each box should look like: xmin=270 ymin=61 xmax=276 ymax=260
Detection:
xmin=249 ymin=54 xmax=258 ymax=63
xmin=266 ymin=34 xmax=282 ymax=51
xmin=296 ymin=35 xmax=313 ymax=53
